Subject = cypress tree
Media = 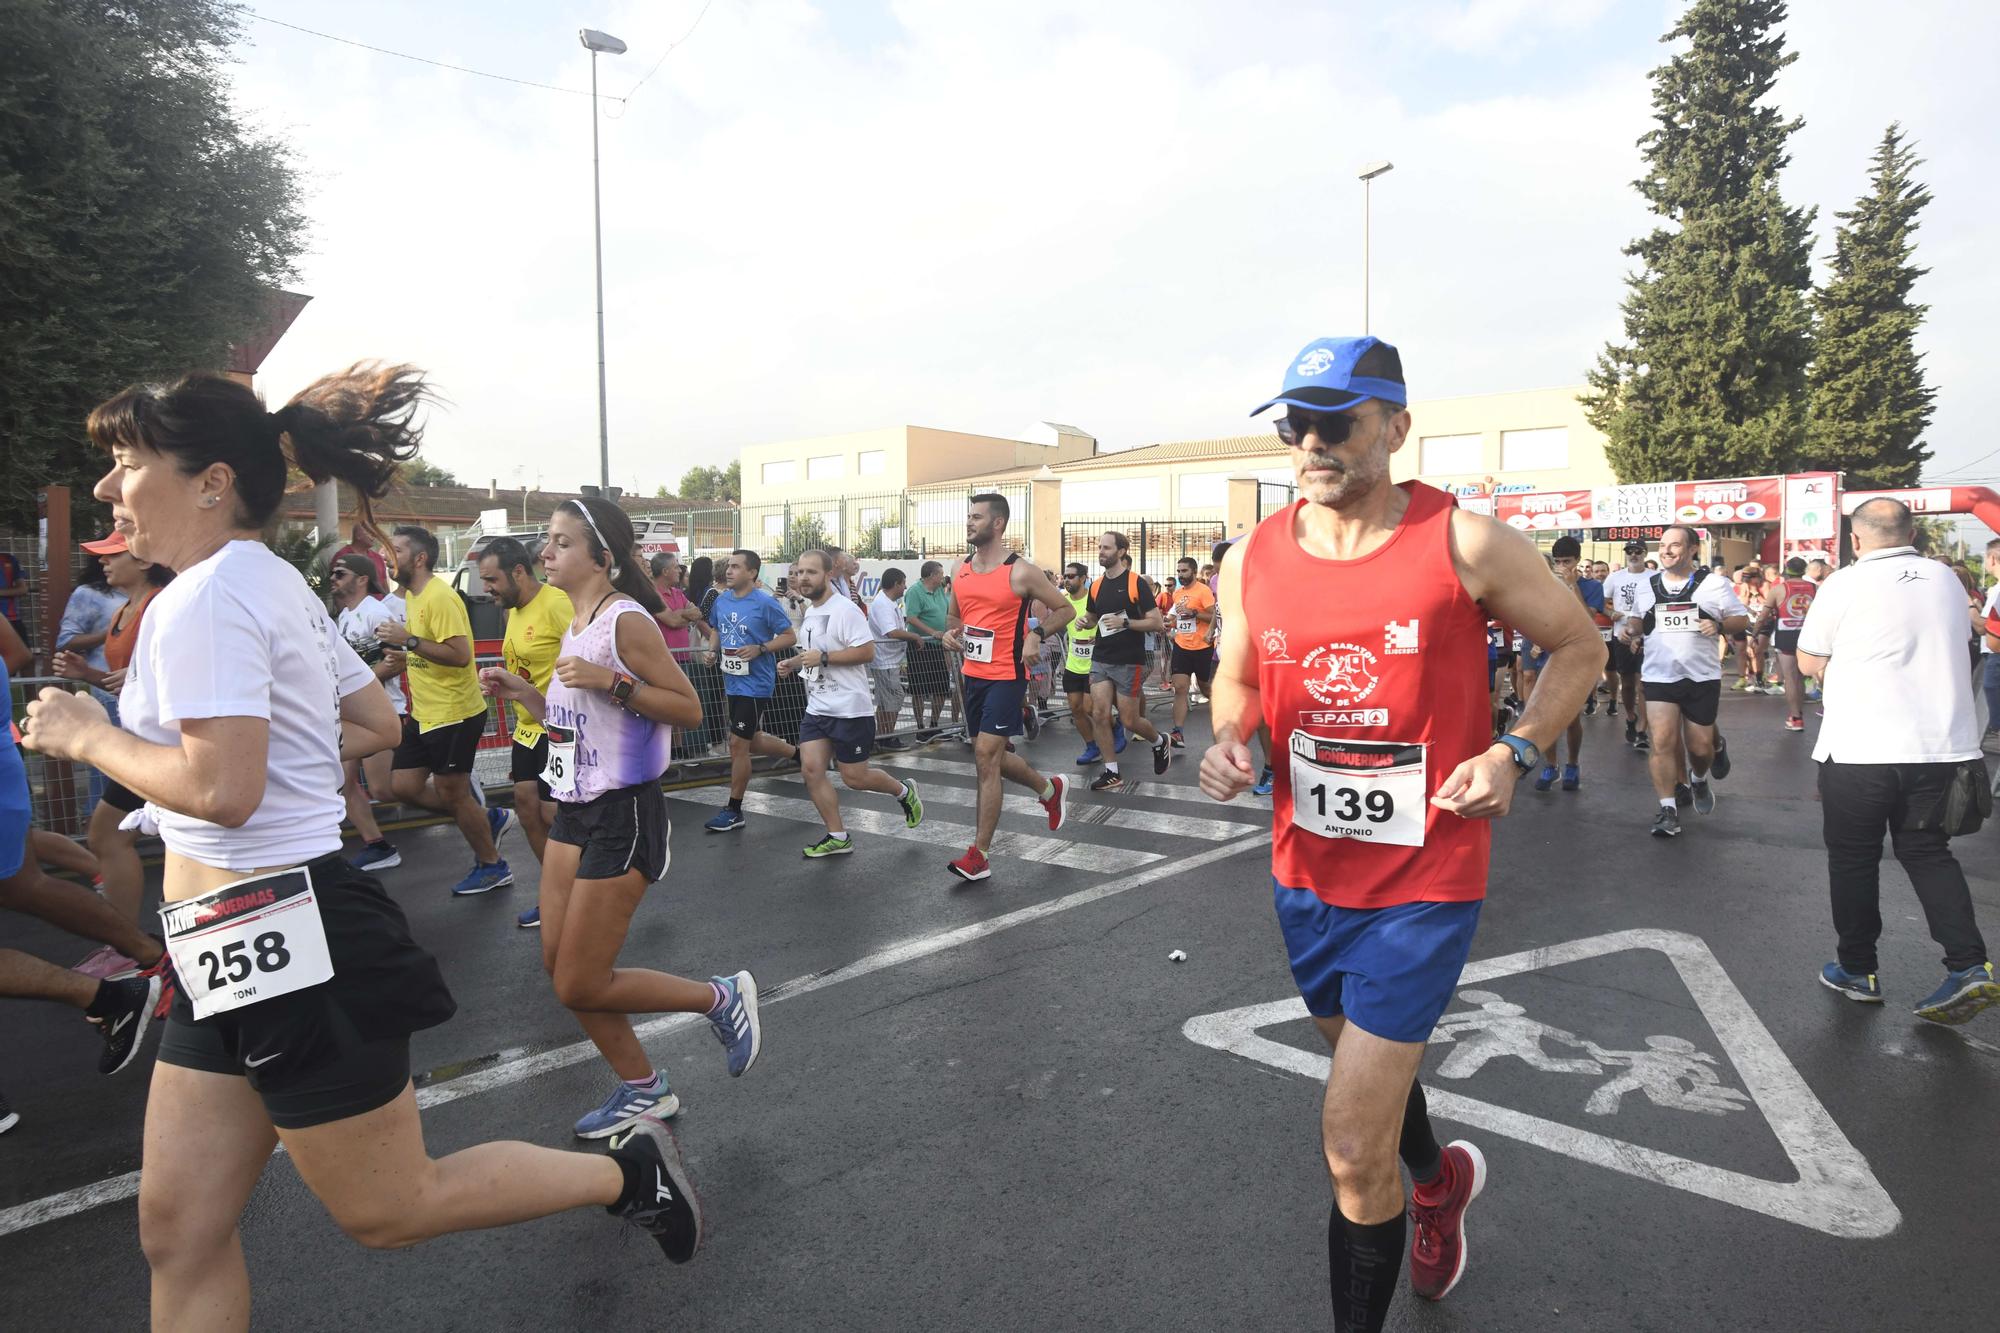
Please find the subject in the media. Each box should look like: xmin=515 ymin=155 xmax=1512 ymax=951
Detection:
xmin=1805 ymin=124 xmax=1935 ymax=488
xmin=1585 ymin=0 xmax=1816 ymax=483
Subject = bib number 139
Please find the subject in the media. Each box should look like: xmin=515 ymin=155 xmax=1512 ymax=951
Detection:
xmin=1287 ymin=734 xmax=1427 ymax=848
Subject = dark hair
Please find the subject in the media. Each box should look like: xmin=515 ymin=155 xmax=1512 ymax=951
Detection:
xmin=1176 ymin=555 xmax=1197 ymax=570
xmin=1065 ymin=561 xmax=1087 ymax=579
xmin=1659 ymin=523 xmax=1700 ymax=549
xmin=332 ymin=552 xmax=385 ymax=595
xmin=1784 ymin=557 xmax=1807 ymax=577
xmin=687 ymin=555 xmax=713 ymax=597
xmin=1550 ymin=536 xmax=1581 ymax=559
xmin=479 ymin=535 xmax=535 ymax=580
xmin=393 ymin=525 xmax=440 ymax=573
xmin=88 ymin=363 xmax=431 ymax=546
xmin=1211 ymin=541 xmax=1232 ymax=564
xmin=731 ymin=547 xmax=762 ymax=574
xmin=920 ymin=560 xmax=943 ymax=579
xmin=880 ymin=566 xmax=907 ymax=592
xmin=795 ymin=548 xmax=832 ymax=572
xmin=970 ymin=492 xmax=1010 ymax=525
xmin=1105 ymin=529 xmax=1131 ymax=553
xmin=557 ymin=498 xmax=663 ymax=615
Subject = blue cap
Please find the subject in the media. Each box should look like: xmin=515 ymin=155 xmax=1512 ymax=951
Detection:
xmin=1249 ymin=336 xmax=1407 ymax=416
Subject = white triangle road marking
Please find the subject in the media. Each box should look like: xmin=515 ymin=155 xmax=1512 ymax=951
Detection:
xmin=1181 ymin=927 xmax=1901 ymax=1240
xmin=883 ymin=754 xmax=1272 ymax=814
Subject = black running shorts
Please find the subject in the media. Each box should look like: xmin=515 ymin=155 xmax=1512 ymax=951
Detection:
xmin=726 ymin=694 xmax=769 ymax=740
xmin=1642 ymin=676 xmax=1722 ymax=727
xmin=1774 ymin=629 xmax=1801 ymax=655
xmin=392 ymin=711 xmax=486 ymax=775
xmin=1170 ymin=644 xmax=1215 ymax=679
xmin=510 ymin=735 xmax=552 ymax=801
xmin=549 ymin=781 xmax=671 ymax=883
xmin=1061 ymin=668 xmax=1093 ymax=697
xmin=1609 ymin=638 xmax=1643 ymax=675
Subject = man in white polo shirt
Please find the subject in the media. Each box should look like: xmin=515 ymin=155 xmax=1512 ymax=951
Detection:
xmin=1797 ymin=498 xmax=1998 ymax=1025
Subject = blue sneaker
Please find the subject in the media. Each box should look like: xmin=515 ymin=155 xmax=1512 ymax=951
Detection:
xmin=1819 ymin=962 xmax=1882 ymax=1004
xmin=1252 ymin=766 xmax=1275 ymax=797
xmin=1913 ymin=961 xmax=2000 ymax=1025
xmin=704 ymin=808 xmax=745 ymax=834
xmin=348 ymin=841 xmax=402 ymax=872
xmin=1113 ymin=722 xmax=1128 ymax=755
xmin=1561 ymin=764 xmax=1581 ymax=791
xmin=451 ymin=860 xmax=513 ymax=896
xmin=517 ymin=906 xmax=540 ymax=929
xmin=706 ymin=971 xmax=762 ymax=1077
xmin=573 ymin=1076 xmax=681 ymax=1140
xmin=488 ymin=805 xmax=517 ymax=846
xmin=1076 ymin=741 xmax=1102 ymax=766
xmin=1534 ymin=764 xmax=1558 ymax=792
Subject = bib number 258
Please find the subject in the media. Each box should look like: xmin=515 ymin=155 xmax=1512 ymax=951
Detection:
xmin=197 ymin=933 xmax=291 ymax=991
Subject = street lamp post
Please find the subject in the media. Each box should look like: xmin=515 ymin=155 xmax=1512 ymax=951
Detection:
xmin=580 ymin=28 xmax=627 ymax=491
xmin=1358 ymin=160 xmax=1394 ymax=334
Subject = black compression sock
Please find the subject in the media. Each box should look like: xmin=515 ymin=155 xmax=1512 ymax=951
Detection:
xmin=1328 ymin=1208 xmax=1406 ymax=1333
xmin=84 ymin=980 xmax=123 ymax=1019
xmin=727 ymin=797 xmax=743 ymax=813
xmin=1400 ymin=1080 xmax=1443 ymax=1185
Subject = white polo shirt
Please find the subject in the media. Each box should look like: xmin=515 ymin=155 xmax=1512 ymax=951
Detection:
xmin=1798 ymin=546 xmax=1980 ymax=765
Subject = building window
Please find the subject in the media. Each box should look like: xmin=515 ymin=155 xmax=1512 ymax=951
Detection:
xmin=858 ymin=450 xmax=886 ymax=476
xmin=761 ymin=460 xmax=796 ymax=486
xmin=1500 ymin=427 xmax=1569 ymax=472
xmin=1419 ymin=434 xmax=1482 ymax=475
xmin=762 ymin=513 xmax=785 ymax=537
xmin=808 ymin=454 xmax=842 ymax=482
xmin=815 ymin=510 xmax=840 ymax=535
xmin=1177 ymin=472 xmax=1229 ymax=510
xmin=1063 ymin=476 xmax=1163 ymax=512
xmin=859 ymin=506 xmax=884 ymax=528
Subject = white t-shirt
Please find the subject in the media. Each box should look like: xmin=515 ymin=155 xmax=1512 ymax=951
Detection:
xmin=1981 ymin=586 xmax=1999 ymax=655
xmin=867 ymin=591 xmax=907 ymax=671
xmin=799 ymin=595 xmax=877 ymax=719
xmin=121 ymin=541 xmax=376 ymax=870
xmin=1601 ymin=567 xmax=1650 ymax=621
xmin=1625 ymin=569 xmax=1748 ymax=684
xmin=336 ymin=593 xmax=407 ymax=714
xmin=1799 ymin=547 xmax=1980 ymax=764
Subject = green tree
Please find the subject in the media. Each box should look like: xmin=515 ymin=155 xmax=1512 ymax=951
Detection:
xmin=775 ymin=514 xmax=830 ymax=562
xmin=1805 ymin=124 xmax=1935 ymax=488
xmin=676 ymin=461 xmax=743 ymax=504
xmin=400 ymin=457 xmax=461 ymax=488
xmin=1584 ymin=0 xmax=1817 ymax=483
xmin=0 ymin=0 xmax=307 ymax=526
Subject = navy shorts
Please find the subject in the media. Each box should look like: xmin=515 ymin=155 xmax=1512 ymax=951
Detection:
xmin=799 ymin=713 xmax=875 ymax=765
xmin=962 ymin=676 xmax=1026 ymax=737
xmin=1273 ymin=881 xmax=1483 ymax=1043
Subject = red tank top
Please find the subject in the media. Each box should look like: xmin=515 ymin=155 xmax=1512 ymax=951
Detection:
xmin=104 ymin=587 xmax=157 ymax=673
xmin=954 ymin=554 xmax=1026 ymax=681
xmin=1242 ymin=483 xmax=1491 ymax=909
xmin=1775 ymin=577 xmax=1816 ymax=630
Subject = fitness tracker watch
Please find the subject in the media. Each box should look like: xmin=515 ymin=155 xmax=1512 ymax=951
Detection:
xmin=610 ymin=672 xmax=637 ymax=706
xmin=1494 ymin=733 xmax=1541 ymax=776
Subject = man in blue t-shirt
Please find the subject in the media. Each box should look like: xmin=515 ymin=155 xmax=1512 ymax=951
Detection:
xmin=1520 ymin=535 xmax=1604 ymax=792
xmin=703 ymin=548 xmax=801 ymax=833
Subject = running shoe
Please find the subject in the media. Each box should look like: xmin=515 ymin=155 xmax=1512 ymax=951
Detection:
xmin=803 ymin=833 xmax=854 ymax=858
xmin=1650 ymin=806 xmax=1681 ymax=838
xmin=1913 ymin=962 xmax=2000 ymax=1025
xmin=1689 ymin=778 xmax=1715 ymax=816
xmin=707 ymin=971 xmax=762 ymax=1076
xmin=899 ymin=779 xmax=924 ymax=829
xmin=1711 ymin=736 xmax=1731 ymax=780
xmin=1561 ymin=764 xmax=1580 ymax=792
xmin=451 ymin=860 xmax=513 ymax=896
xmin=348 ymin=841 xmax=402 ymax=872
xmin=136 ymin=951 xmax=177 ymax=1020
xmin=1075 ymin=741 xmax=1102 ymax=766
xmin=574 ymin=1076 xmax=681 ymax=1140
xmin=1805 ymin=686 xmax=1822 ymax=703
xmin=1819 ymin=962 xmax=1882 ymax=1003
xmin=1732 ymin=678 xmax=1754 ymax=692
xmin=1040 ymin=775 xmax=1068 ymax=831
xmin=1170 ymin=727 xmax=1186 ymax=749
xmin=0 ymin=1092 xmax=16 ymax=1135
xmin=517 ymin=906 xmax=541 ymax=929
xmin=1022 ymin=705 xmax=1042 ymax=740
xmin=1623 ymin=721 xmax=1638 ymax=748
xmin=1252 ymin=766 xmax=1275 ymax=796
xmin=1533 ymin=764 xmax=1558 ymax=792
xmin=1152 ymin=734 xmax=1171 ymax=775
xmin=605 ymin=1115 xmax=703 ymax=1264
xmin=1633 ymin=732 xmax=1650 ymax=753
xmin=1584 ymin=693 xmax=1597 ymax=716
xmin=1408 ymin=1140 xmax=1487 ymax=1302
xmin=703 ymin=808 xmax=746 ymax=834
xmin=92 ymin=973 xmax=162 ymax=1075
xmin=487 ymin=805 xmax=517 ymax=846
xmin=1785 ymin=715 xmax=1804 ymax=732
xmin=948 ymin=845 xmax=992 ymax=881
xmin=1091 ymin=770 xmax=1125 ymax=794
xmin=1112 ymin=721 xmax=1128 ymax=754
xmin=1607 ymin=698 xmax=1619 ymax=718
xmin=1674 ymin=782 xmax=1692 ymax=808
xmin=73 ymin=945 xmax=140 ymax=981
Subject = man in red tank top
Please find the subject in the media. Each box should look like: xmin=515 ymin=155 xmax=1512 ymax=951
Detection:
xmin=1769 ymin=556 xmax=1818 ymax=732
xmin=939 ymin=493 xmax=1074 ymax=882
xmin=1199 ymin=336 xmax=1602 ymax=1331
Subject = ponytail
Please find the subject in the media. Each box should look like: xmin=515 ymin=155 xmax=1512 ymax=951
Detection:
xmin=561 ymin=498 xmax=664 ymax=616
xmin=280 ymin=362 xmax=433 ymax=553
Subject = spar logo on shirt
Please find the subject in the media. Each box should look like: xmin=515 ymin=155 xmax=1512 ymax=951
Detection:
xmin=1300 ymin=641 xmax=1381 ymax=706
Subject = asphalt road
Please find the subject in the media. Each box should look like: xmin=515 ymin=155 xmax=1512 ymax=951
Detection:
xmin=3 ymin=689 xmax=1998 ymax=1331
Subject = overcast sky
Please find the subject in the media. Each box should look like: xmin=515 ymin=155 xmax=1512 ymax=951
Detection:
xmin=229 ymin=1 xmax=2000 ymax=499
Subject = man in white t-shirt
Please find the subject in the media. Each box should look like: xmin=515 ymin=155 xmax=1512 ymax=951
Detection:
xmin=866 ymin=568 xmax=925 ymax=749
xmin=1618 ymin=524 xmax=1749 ymax=837
xmin=1797 ymin=498 xmax=1998 ymax=1025
xmin=1600 ymin=540 xmax=1653 ymax=749
xmin=330 ymin=553 xmax=409 ymax=869
xmin=778 ymin=550 xmax=924 ymax=858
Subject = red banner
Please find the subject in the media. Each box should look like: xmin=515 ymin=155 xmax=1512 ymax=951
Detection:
xmin=1492 ymin=475 xmax=1784 ymax=531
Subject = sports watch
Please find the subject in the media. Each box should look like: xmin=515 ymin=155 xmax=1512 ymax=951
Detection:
xmin=610 ymin=672 xmax=637 ymax=706
xmin=402 ymin=634 xmax=420 ymax=652
xmin=1494 ymin=733 xmax=1541 ymax=776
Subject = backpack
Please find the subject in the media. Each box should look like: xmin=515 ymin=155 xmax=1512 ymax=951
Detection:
xmin=1640 ymin=568 xmax=1710 ymax=635
xmin=1088 ymin=569 xmax=1143 ymax=610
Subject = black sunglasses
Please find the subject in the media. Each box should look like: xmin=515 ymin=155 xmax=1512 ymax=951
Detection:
xmin=1274 ymin=406 xmax=1381 ymax=449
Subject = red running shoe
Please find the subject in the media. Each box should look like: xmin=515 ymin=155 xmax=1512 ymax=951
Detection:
xmin=1040 ymin=775 xmax=1068 ymax=832
xmin=137 ymin=952 xmax=178 ymax=1020
xmin=948 ymin=846 xmax=991 ymax=882
xmin=1408 ymin=1139 xmax=1486 ymax=1301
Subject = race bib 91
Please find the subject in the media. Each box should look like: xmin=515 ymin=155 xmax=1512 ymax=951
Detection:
xmin=541 ymin=723 xmax=578 ymax=797
xmin=962 ymin=626 xmax=995 ymax=663
xmin=1287 ymin=734 xmax=1426 ymax=848
xmin=1656 ymin=603 xmax=1701 ymax=634
xmin=160 ymin=868 xmax=335 ymax=1021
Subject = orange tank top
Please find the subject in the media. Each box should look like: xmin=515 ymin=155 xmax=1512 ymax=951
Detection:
xmin=954 ymin=555 xmax=1027 ymax=681
xmin=104 ymin=588 xmax=157 ymax=673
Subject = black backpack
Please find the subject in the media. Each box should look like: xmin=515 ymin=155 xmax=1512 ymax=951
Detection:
xmin=1640 ymin=568 xmax=1711 ymax=635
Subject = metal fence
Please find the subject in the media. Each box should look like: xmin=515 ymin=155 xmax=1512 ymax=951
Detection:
xmin=737 ymin=481 xmax=1033 ymax=563
xmin=1059 ymin=516 xmax=1229 ymax=584
xmin=1255 ymin=481 xmax=1297 ymax=523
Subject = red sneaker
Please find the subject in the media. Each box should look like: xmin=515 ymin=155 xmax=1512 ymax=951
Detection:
xmin=948 ymin=846 xmax=991 ymax=882
xmin=1040 ymin=775 xmax=1068 ymax=832
xmin=137 ymin=952 xmax=178 ymax=1020
xmin=1408 ymin=1139 xmax=1486 ymax=1301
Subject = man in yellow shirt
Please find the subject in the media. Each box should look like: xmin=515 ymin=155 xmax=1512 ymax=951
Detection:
xmin=380 ymin=524 xmax=512 ymax=896
xmin=1163 ymin=556 xmax=1216 ymax=748
xmin=477 ymin=537 xmax=572 ymax=897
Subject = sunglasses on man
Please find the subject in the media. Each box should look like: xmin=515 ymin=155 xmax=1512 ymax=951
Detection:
xmin=1274 ymin=405 xmax=1388 ymax=449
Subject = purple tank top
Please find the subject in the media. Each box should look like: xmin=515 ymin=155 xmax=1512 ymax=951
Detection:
xmin=542 ymin=599 xmax=672 ymax=802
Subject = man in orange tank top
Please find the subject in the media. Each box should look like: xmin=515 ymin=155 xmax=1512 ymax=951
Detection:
xmin=939 ymin=493 xmax=1075 ymax=882
xmin=1200 ymin=336 xmax=1602 ymax=1332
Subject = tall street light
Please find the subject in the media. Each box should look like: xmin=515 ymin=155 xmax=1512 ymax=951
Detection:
xmin=580 ymin=27 xmax=627 ymax=491
xmin=1358 ymin=160 xmax=1394 ymax=334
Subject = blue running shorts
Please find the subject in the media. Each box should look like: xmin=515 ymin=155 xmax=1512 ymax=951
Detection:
xmin=1272 ymin=880 xmax=1483 ymax=1043
xmin=961 ymin=677 xmax=1026 ymax=737
xmin=1 ymin=745 xmax=30 ymax=879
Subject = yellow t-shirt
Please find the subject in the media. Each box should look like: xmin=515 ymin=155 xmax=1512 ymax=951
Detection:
xmin=404 ymin=575 xmax=485 ymax=730
xmin=502 ymin=584 xmax=573 ymax=745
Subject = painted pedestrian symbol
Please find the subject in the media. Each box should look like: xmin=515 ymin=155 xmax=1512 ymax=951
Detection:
xmin=1581 ymin=1035 xmax=1751 ymax=1118
xmin=1429 ymin=990 xmax=1603 ymax=1078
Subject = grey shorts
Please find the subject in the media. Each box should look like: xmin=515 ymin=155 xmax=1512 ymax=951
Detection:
xmin=870 ymin=667 xmax=905 ymax=715
xmin=1090 ymin=660 xmax=1143 ymax=698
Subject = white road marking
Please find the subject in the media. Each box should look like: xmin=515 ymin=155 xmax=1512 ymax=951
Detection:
xmin=669 ymin=786 xmax=1159 ymax=871
xmin=1181 ymin=927 xmax=1902 ymax=1240
xmin=771 ymin=772 xmax=1262 ymax=843
xmin=0 ymin=835 xmax=1264 ymax=1239
xmin=885 ymin=754 xmax=1269 ymax=814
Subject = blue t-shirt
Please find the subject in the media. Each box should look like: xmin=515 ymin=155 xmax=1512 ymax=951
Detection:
xmin=710 ymin=587 xmax=793 ymax=698
xmin=1525 ymin=579 xmax=1607 ymax=659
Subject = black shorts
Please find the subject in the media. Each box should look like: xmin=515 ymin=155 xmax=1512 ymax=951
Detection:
xmin=550 ymin=781 xmax=671 ymax=883
xmin=1170 ymin=644 xmax=1215 ymax=678
xmin=1609 ymin=638 xmax=1643 ymax=675
xmin=1774 ymin=629 xmax=1801 ymax=655
xmin=727 ymin=694 xmax=770 ymax=740
xmin=99 ymin=778 xmax=142 ymax=815
xmin=510 ymin=736 xmax=552 ymax=801
xmin=907 ymin=642 xmax=951 ymax=698
xmin=799 ymin=713 xmax=875 ymax=765
xmin=392 ymin=712 xmax=486 ymax=775
xmin=156 ymin=855 xmax=455 ymax=1129
xmin=1642 ymin=677 xmax=1722 ymax=727
xmin=1062 ymin=668 xmax=1093 ymax=697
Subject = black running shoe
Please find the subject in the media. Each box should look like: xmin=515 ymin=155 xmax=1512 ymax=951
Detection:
xmin=1633 ymin=732 xmax=1650 ymax=752
xmin=1674 ymin=782 xmax=1692 ymax=808
xmin=1651 ymin=806 xmax=1682 ymax=838
xmin=1711 ymin=735 xmax=1731 ymax=781
xmin=1090 ymin=770 xmax=1125 ymax=793
xmin=93 ymin=974 xmax=161 ymax=1075
xmin=606 ymin=1115 xmax=703 ymax=1264
xmin=1152 ymin=734 xmax=1171 ymax=775
xmin=1584 ymin=694 xmax=1597 ymax=716
xmin=1608 ymin=698 xmax=1619 ymax=718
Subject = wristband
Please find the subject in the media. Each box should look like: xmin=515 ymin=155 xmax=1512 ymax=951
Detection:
xmin=610 ymin=672 xmax=637 ymax=706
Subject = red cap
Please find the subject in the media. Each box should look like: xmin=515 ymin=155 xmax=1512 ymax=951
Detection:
xmin=81 ymin=531 xmax=128 ymax=555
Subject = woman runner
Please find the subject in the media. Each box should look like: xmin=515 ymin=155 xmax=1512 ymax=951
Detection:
xmin=482 ymin=497 xmax=763 ymax=1138
xmin=22 ymin=366 xmax=701 ymax=1332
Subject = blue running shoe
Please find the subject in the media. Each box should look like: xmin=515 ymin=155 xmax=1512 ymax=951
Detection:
xmin=1113 ymin=721 xmax=1128 ymax=755
xmin=707 ymin=971 xmax=762 ymax=1077
xmin=1252 ymin=766 xmax=1274 ymax=797
xmin=574 ymin=1076 xmax=681 ymax=1140
xmin=1534 ymin=764 xmax=1558 ymax=792
xmin=348 ymin=841 xmax=401 ymax=872
xmin=1819 ymin=962 xmax=1882 ymax=1004
xmin=1913 ymin=962 xmax=2000 ymax=1025
xmin=1561 ymin=764 xmax=1581 ymax=792
xmin=488 ymin=805 xmax=517 ymax=846
xmin=704 ymin=808 xmax=745 ymax=834
xmin=452 ymin=860 xmax=513 ymax=896
xmin=517 ymin=906 xmax=540 ymax=929
xmin=1075 ymin=741 xmax=1102 ymax=766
